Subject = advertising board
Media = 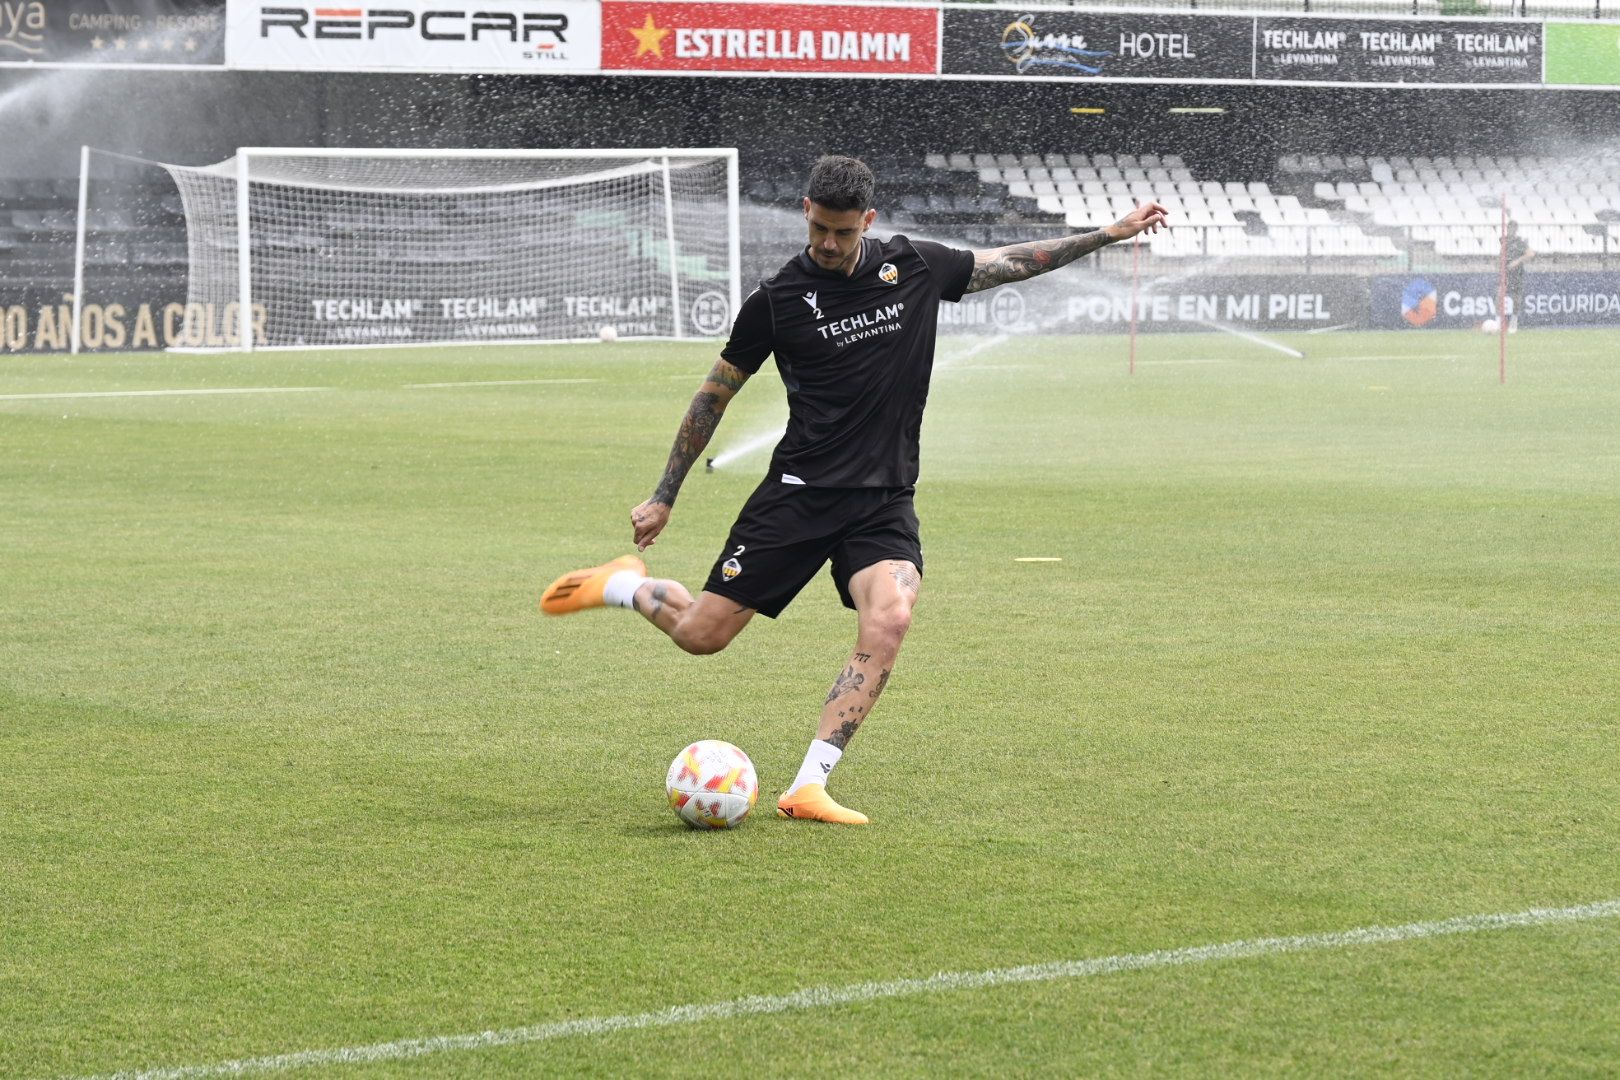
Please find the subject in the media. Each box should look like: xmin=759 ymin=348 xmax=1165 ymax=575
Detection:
xmin=1254 ymin=17 xmax=1541 ymax=85
xmin=600 ymin=1 xmax=937 ymax=75
xmin=942 ymin=8 xmax=1252 ymax=82
xmin=1543 ymin=21 xmax=1620 ymax=86
xmin=0 ymin=0 xmax=225 ymax=66
xmin=1372 ymin=271 xmax=1620 ymax=330
xmin=940 ymin=272 xmax=1371 ymax=335
xmin=226 ymin=0 xmax=600 ymax=71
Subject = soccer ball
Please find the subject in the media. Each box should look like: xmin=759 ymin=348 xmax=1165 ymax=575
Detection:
xmin=598 ymin=324 xmax=619 ymax=342
xmin=666 ymin=740 xmax=758 ymax=829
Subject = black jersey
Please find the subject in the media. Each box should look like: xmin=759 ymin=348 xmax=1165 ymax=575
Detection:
xmin=721 ymin=234 xmax=975 ymax=488
xmin=1505 ymin=234 xmax=1530 ymax=287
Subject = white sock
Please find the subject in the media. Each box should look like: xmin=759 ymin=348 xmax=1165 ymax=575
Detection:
xmin=602 ymin=570 xmax=648 ymax=610
xmin=787 ymin=739 xmax=842 ymax=796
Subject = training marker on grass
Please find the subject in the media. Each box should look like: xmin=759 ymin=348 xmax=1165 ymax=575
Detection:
xmin=80 ymin=898 xmax=1620 ymax=1080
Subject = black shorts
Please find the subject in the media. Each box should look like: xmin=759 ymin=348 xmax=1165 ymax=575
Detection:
xmin=702 ymin=478 xmax=923 ymax=618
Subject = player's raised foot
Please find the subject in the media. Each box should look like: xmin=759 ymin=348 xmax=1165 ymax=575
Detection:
xmin=776 ymin=783 xmax=869 ymax=825
xmin=540 ymin=555 xmax=646 ymax=615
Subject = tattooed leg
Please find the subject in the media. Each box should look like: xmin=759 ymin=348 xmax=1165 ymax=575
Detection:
xmin=817 ymin=560 xmax=921 ymax=749
xmin=633 ymin=585 xmax=755 ymax=657
xmin=630 ymin=578 xmax=694 ymax=635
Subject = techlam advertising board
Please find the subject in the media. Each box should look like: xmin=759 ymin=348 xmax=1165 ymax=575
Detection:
xmin=941 ymin=7 xmax=1253 ymax=82
xmin=0 ymin=0 xmax=225 ymax=66
xmin=227 ymin=0 xmax=600 ymax=71
xmin=600 ymin=1 xmax=937 ymax=75
xmin=1254 ymin=18 xmax=1541 ymax=85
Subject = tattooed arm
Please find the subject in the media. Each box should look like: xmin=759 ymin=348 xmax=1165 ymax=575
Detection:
xmin=629 ymin=358 xmax=751 ymax=551
xmin=965 ymin=200 xmax=1170 ymax=294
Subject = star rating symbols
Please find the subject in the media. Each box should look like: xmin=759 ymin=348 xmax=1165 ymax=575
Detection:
xmin=629 ymin=13 xmax=668 ymax=59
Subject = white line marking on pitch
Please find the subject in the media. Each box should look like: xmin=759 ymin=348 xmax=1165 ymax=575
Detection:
xmin=76 ymin=898 xmax=1620 ymax=1080
xmin=402 ymin=378 xmax=599 ymax=389
xmin=0 ymin=387 xmax=330 ymax=401
xmin=1324 ymin=354 xmax=1465 ymax=363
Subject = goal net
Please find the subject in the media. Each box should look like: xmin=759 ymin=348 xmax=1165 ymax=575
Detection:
xmin=75 ymin=147 xmax=740 ymax=351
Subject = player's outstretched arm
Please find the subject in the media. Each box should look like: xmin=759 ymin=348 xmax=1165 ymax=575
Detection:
xmin=630 ymin=358 xmax=752 ymax=550
xmin=965 ymin=200 xmax=1170 ymax=294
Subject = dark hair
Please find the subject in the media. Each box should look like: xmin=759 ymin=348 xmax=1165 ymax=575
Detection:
xmin=807 ymin=155 xmax=875 ymax=212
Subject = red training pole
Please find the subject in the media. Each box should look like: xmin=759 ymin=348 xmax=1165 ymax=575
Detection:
xmin=1129 ymin=233 xmax=1140 ymax=376
xmin=1498 ymin=194 xmax=1508 ymax=385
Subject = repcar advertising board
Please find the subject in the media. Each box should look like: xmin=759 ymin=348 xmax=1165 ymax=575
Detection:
xmin=0 ymin=0 xmax=225 ymax=66
xmin=1254 ymin=18 xmax=1541 ymax=84
xmin=1373 ymin=272 xmax=1620 ymax=330
xmin=941 ymin=8 xmax=1253 ymax=82
xmin=600 ymin=1 xmax=938 ymax=75
xmin=226 ymin=0 xmax=600 ymax=71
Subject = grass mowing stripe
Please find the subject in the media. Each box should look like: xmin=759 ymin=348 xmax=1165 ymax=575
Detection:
xmin=400 ymin=378 xmax=599 ymax=389
xmin=0 ymin=387 xmax=331 ymax=401
xmin=82 ymin=899 xmax=1620 ymax=1080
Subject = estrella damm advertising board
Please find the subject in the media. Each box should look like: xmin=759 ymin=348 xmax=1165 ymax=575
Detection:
xmin=600 ymin=2 xmax=938 ymax=75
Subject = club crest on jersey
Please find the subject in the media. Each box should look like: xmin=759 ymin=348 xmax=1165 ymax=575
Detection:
xmin=802 ymin=291 xmax=822 ymax=319
xmin=722 ymin=556 xmax=743 ymax=580
xmin=879 ymin=263 xmax=900 ymax=285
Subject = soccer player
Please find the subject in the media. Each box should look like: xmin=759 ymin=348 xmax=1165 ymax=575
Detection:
xmin=542 ymin=155 xmax=1169 ymax=824
xmin=1503 ymin=218 xmax=1534 ymax=332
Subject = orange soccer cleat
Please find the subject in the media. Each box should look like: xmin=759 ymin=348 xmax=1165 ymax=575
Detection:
xmin=539 ymin=555 xmax=646 ymax=615
xmin=776 ymin=783 xmax=869 ymax=825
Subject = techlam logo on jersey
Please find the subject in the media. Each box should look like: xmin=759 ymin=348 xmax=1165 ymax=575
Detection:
xmin=229 ymin=0 xmax=601 ymax=70
xmin=816 ymin=301 xmax=905 ymax=348
xmin=601 ymin=2 xmax=938 ymax=74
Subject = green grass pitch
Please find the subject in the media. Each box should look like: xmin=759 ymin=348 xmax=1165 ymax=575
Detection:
xmin=2 ymin=329 xmax=1618 ymax=1077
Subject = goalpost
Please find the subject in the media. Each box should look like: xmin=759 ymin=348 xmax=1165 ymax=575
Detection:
xmin=73 ymin=146 xmax=742 ymax=353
